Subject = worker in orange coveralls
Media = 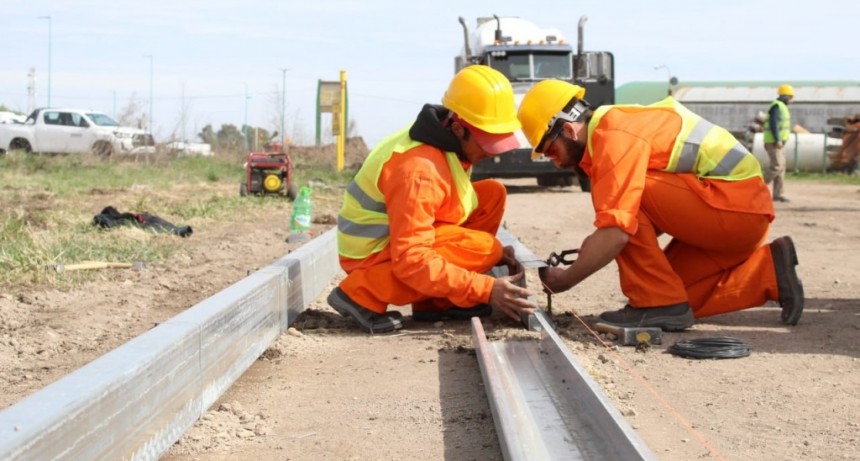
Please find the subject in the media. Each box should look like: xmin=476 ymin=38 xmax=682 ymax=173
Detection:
xmin=517 ymin=80 xmax=805 ymax=330
xmin=327 ymin=65 xmax=536 ymax=334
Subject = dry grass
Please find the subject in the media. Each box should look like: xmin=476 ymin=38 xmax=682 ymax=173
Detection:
xmin=0 ymin=151 xmax=351 ymax=289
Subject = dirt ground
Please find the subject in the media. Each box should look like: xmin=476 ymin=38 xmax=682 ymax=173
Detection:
xmin=2 ymin=179 xmax=859 ymax=460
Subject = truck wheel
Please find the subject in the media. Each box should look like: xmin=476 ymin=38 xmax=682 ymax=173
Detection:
xmin=9 ymin=138 xmax=32 ymax=153
xmin=93 ymin=142 xmax=114 ymax=158
xmin=287 ymin=183 xmax=298 ymax=201
xmin=239 ymin=182 xmax=247 ymax=197
xmin=578 ymin=176 xmax=592 ymax=192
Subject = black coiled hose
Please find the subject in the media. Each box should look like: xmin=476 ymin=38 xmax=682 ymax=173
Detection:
xmin=667 ymin=337 xmax=751 ymax=359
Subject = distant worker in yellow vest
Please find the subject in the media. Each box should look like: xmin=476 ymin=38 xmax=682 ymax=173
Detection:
xmin=763 ymin=84 xmax=795 ymax=202
xmin=327 ymin=65 xmax=536 ymax=334
xmin=517 ymin=79 xmax=805 ymax=330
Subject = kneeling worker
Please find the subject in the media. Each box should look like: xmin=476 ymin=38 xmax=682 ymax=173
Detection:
xmin=328 ymin=65 xmax=536 ymax=333
xmin=517 ymin=80 xmax=804 ymax=329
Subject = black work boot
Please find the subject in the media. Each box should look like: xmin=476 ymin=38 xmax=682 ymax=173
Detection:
xmin=327 ymin=287 xmax=403 ymax=334
xmin=412 ymin=303 xmax=493 ymax=322
xmin=770 ymin=236 xmax=804 ymax=325
xmin=597 ymin=302 xmax=694 ymax=331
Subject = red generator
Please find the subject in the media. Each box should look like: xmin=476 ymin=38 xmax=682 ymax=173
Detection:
xmin=239 ymin=141 xmax=297 ymax=200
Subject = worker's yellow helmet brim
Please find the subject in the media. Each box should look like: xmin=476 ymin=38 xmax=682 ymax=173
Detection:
xmin=517 ymin=79 xmax=586 ymax=160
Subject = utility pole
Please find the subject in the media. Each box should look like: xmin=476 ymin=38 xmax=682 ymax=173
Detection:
xmin=27 ymin=68 xmax=37 ymax=113
xmin=280 ymin=68 xmax=289 ymax=145
xmin=243 ymin=83 xmax=250 ymax=151
xmin=37 ymin=16 xmax=52 ymax=107
xmin=144 ymin=55 xmax=153 ymax=133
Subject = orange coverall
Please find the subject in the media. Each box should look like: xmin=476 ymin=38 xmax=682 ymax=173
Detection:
xmin=580 ymin=107 xmax=778 ymax=317
xmin=339 ymin=144 xmax=504 ymax=314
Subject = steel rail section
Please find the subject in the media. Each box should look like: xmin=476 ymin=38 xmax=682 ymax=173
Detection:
xmin=475 ymin=228 xmax=657 ymax=461
xmin=496 ymin=227 xmax=547 ymax=271
xmin=494 ymin=227 xmax=551 ymax=333
xmin=471 ymin=312 xmax=657 ymax=461
xmin=0 ymin=229 xmax=339 ymax=461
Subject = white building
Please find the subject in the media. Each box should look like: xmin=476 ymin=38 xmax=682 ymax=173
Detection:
xmin=616 ymin=81 xmax=860 ymax=135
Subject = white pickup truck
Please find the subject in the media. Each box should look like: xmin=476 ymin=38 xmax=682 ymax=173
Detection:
xmin=0 ymin=108 xmax=155 ymax=156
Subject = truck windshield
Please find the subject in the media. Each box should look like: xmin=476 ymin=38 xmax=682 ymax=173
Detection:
xmin=86 ymin=113 xmax=119 ymax=127
xmin=490 ymin=52 xmax=572 ymax=81
xmin=534 ymin=54 xmax=572 ymax=79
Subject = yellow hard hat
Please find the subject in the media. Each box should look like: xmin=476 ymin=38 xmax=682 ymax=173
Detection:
xmin=518 ymin=79 xmax=586 ymax=153
xmin=442 ymin=65 xmax=521 ymax=134
xmin=778 ymin=84 xmax=795 ymax=97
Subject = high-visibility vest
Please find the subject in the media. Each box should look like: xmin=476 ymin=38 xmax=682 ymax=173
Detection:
xmin=336 ymin=127 xmax=478 ymax=259
xmin=763 ymin=99 xmax=791 ymax=144
xmin=587 ymin=97 xmax=763 ymax=181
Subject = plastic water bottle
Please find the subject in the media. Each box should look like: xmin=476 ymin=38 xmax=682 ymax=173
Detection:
xmin=290 ymin=186 xmax=313 ymax=233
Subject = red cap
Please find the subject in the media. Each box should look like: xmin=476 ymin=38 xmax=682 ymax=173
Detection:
xmin=455 ymin=115 xmax=520 ymax=155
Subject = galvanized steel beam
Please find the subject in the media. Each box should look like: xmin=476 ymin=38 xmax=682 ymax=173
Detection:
xmin=471 ymin=312 xmax=657 ymax=461
xmin=0 ymin=225 xmax=656 ymax=461
xmin=475 ymin=229 xmax=657 ymax=461
xmin=0 ymin=229 xmax=339 ymax=461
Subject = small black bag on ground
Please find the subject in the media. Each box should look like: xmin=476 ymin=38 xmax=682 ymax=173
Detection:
xmin=93 ymin=206 xmax=193 ymax=237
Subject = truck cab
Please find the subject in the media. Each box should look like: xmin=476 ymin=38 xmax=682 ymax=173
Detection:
xmin=456 ymin=15 xmax=614 ymax=189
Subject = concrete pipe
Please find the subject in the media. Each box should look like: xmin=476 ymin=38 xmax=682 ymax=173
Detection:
xmin=751 ymin=133 xmax=842 ymax=173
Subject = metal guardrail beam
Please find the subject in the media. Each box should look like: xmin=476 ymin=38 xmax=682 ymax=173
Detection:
xmin=0 ymin=229 xmax=339 ymax=461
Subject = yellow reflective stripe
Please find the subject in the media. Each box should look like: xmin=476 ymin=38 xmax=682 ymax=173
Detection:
xmin=727 ymin=154 xmax=764 ymax=180
xmin=777 ymin=102 xmax=791 ymax=142
xmin=763 ymin=100 xmax=791 ymax=143
xmin=586 ymin=98 xmax=762 ymax=181
xmin=347 ymin=180 xmax=386 ymax=214
xmin=337 ymin=215 xmax=390 ymax=239
xmin=350 ymin=127 xmax=418 ymax=203
xmin=707 ymin=142 xmax=748 ymax=176
xmin=675 ymin=118 xmax=715 ymax=173
xmin=338 ymin=182 xmax=389 ymax=239
xmin=337 ymin=128 xmax=477 ymax=259
xmin=695 ymin=124 xmax=761 ymax=180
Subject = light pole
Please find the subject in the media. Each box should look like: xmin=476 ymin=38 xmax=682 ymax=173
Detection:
xmin=144 ymin=55 xmax=153 ymax=133
xmin=654 ymin=64 xmax=677 ymax=96
xmin=243 ymin=83 xmax=250 ymax=150
xmin=280 ymin=68 xmax=289 ymax=144
xmin=37 ymin=15 xmax=52 ymax=107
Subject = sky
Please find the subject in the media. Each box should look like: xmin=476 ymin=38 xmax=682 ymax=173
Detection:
xmin=3 ymin=1 xmax=858 ymax=148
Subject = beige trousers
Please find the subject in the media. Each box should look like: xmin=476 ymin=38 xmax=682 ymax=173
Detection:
xmin=764 ymin=142 xmax=787 ymax=199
